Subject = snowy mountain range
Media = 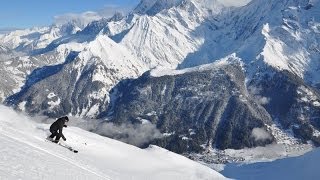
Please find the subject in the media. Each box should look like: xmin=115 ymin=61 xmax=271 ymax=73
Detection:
xmin=0 ymin=0 xmax=320 ymax=163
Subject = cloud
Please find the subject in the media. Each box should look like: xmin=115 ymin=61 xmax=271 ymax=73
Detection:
xmin=96 ymin=122 xmax=162 ymax=147
xmin=257 ymin=96 xmax=270 ymax=105
xmin=248 ymin=86 xmax=270 ymax=105
xmin=97 ymin=5 xmax=133 ymax=18
xmin=54 ymin=11 xmax=102 ymax=28
xmin=251 ymin=128 xmax=272 ymax=141
xmin=54 ymin=5 xmax=134 ymax=28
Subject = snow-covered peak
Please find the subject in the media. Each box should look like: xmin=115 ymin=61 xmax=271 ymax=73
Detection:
xmin=108 ymin=12 xmax=125 ymax=22
xmin=133 ymin=0 xmax=224 ymax=16
xmin=133 ymin=0 xmax=182 ymax=15
xmin=0 ymin=22 xmax=81 ymax=52
xmin=78 ymin=18 xmax=111 ymax=36
xmin=78 ymin=34 xmax=146 ymax=72
xmin=0 ymin=27 xmax=46 ymax=49
xmin=191 ymin=0 xmax=225 ymax=12
xmin=59 ymin=21 xmax=82 ymax=35
xmin=78 ymin=12 xmax=124 ymax=36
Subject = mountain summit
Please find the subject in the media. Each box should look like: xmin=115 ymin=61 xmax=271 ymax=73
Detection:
xmin=133 ymin=0 xmax=224 ymax=16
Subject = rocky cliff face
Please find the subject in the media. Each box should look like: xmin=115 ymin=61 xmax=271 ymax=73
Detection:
xmin=103 ymin=55 xmax=320 ymax=153
xmin=248 ymin=64 xmax=320 ymax=145
xmin=105 ymin=57 xmax=274 ymax=152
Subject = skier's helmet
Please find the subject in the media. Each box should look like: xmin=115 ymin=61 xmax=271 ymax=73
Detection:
xmin=64 ymin=116 xmax=69 ymax=122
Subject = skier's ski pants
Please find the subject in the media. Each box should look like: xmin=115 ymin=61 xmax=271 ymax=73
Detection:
xmin=49 ymin=129 xmax=62 ymax=141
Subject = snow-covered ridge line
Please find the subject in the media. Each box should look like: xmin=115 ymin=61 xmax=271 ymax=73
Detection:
xmin=150 ymin=54 xmax=242 ymax=77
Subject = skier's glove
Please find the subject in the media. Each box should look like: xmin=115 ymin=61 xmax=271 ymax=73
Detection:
xmin=63 ymin=137 xmax=66 ymax=141
xmin=63 ymin=125 xmax=67 ymax=127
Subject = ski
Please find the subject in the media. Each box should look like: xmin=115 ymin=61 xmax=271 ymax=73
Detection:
xmin=45 ymin=138 xmax=78 ymax=153
xmin=58 ymin=143 xmax=78 ymax=153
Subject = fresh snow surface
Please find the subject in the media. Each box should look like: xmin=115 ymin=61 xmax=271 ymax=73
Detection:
xmin=222 ymin=148 xmax=320 ymax=180
xmin=0 ymin=105 xmax=226 ymax=180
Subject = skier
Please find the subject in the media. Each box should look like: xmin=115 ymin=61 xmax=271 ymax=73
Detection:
xmin=47 ymin=116 xmax=69 ymax=143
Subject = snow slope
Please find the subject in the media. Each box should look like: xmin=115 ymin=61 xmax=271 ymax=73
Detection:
xmin=0 ymin=105 xmax=225 ymax=180
xmin=222 ymin=148 xmax=320 ymax=180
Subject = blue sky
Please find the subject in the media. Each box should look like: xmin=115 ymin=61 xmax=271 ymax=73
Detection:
xmin=0 ymin=0 xmax=140 ymax=29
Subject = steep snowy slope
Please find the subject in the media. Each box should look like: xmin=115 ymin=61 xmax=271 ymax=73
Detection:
xmin=0 ymin=105 xmax=225 ymax=180
xmin=121 ymin=0 xmax=225 ymax=69
xmin=257 ymin=0 xmax=320 ymax=85
xmin=179 ymin=0 xmax=320 ymax=85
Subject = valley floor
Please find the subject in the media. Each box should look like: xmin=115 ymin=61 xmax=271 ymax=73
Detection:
xmin=221 ymin=148 xmax=320 ymax=180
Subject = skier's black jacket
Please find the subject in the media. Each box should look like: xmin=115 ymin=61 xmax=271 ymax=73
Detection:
xmin=50 ymin=117 xmax=67 ymax=140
